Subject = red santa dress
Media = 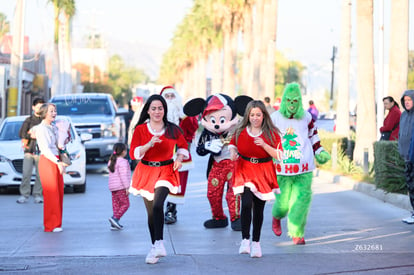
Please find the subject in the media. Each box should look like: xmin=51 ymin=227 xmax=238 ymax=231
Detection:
xmin=129 ymin=122 xmax=189 ymax=201
xmin=229 ymin=127 xmax=281 ymax=201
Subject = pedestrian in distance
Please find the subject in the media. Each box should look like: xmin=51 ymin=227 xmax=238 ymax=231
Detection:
xmin=229 ymin=100 xmax=283 ymax=258
xmin=34 ymin=103 xmax=69 ymax=233
xmin=108 ymin=142 xmax=131 ymax=231
xmin=129 ymin=94 xmax=189 ymax=264
xmin=399 ymin=90 xmax=414 ymax=224
xmin=307 ymin=100 xmax=319 ymax=121
xmin=380 ymin=96 xmax=401 ymax=141
xmin=264 ymin=96 xmax=275 ymax=115
xmin=160 ymin=86 xmax=199 ymax=225
xmin=17 ymin=97 xmax=45 ymax=204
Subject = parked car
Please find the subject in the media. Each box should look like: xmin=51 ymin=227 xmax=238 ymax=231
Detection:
xmin=50 ymin=93 xmax=126 ymax=163
xmin=0 ymin=116 xmax=91 ymax=193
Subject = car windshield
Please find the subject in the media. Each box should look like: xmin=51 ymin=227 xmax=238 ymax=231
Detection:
xmin=52 ymin=98 xmax=112 ymax=116
xmin=0 ymin=119 xmax=77 ymax=142
xmin=0 ymin=121 xmax=23 ymax=141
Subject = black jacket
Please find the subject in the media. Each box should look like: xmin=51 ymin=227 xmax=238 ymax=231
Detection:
xmin=19 ymin=115 xmax=42 ymax=153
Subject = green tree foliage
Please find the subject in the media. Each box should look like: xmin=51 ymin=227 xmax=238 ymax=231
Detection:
xmin=408 ymin=50 xmax=414 ymax=89
xmin=274 ymin=51 xmax=305 ymax=98
xmin=0 ymin=13 xmax=10 ymax=51
xmin=107 ymin=55 xmax=150 ymax=106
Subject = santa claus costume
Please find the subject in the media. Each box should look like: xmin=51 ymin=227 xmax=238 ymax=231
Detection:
xmin=129 ymin=94 xmax=189 ymax=264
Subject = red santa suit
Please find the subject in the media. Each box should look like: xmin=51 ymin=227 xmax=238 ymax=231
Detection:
xmin=230 ymin=128 xmax=281 ymax=200
xmin=168 ymin=115 xmax=199 ymax=203
xmin=129 ymin=123 xmax=189 ymax=201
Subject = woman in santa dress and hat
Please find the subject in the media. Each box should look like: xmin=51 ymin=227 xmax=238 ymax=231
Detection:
xmin=129 ymin=94 xmax=189 ymax=264
xmin=229 ymin=100 xmax=283 ymax=258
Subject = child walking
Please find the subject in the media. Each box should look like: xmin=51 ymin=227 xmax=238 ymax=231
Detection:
xmin=108 ymin=143 xmax=131 ymax=230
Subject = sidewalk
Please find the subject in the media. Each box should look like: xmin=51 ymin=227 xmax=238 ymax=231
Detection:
xmin=315 ymin=169 xmax=412 ymax=211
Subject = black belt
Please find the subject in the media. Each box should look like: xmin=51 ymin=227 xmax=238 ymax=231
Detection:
xmin=141 ymin=159 xmax=173 ymax=167
xmin=238 ymin=153 xmax=272 ymax=164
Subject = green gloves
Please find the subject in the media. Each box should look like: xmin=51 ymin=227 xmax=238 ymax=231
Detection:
xmin=315 ymin=150 xmax=331 ymax=164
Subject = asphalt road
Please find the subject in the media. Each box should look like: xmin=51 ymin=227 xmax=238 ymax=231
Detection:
xmin=0 ymin=147 xmax=413 ymax=275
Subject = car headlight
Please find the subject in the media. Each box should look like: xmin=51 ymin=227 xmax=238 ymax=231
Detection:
xmin=0 ymin=155 xmax=10 ymax=162
xmin=101 ymin=123 xmax=120 ymax=138
xmin=101 ymin=123 xmax=117 ymax=137
xmin=69 ymin=150 xmax=82 ymax=160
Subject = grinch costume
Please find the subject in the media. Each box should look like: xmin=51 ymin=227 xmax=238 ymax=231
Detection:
xmin=270 ymin=82 xmax=330 ymax=245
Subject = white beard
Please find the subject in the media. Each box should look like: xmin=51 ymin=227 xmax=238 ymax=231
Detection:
xmin=166 ymin=99 xmax=184 ymax=125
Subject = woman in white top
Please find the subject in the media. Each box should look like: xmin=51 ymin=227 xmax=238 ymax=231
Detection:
xmin=35 ymin=103 xmax=68 ymax=232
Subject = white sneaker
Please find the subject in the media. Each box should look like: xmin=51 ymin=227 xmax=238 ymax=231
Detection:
xmin=402 ymin=214 xmax=414 ymax=224
xmin=154 ymin=240 xmax=166 ymax=257
xmin=34 ymin=196 xmax=43 ymax=204
xmin=239 ymin=239 xmax=250 ymax=254
xmin=145 ymin=246 xmax=159 ymax=264
xmin=52 ymin=227 xmax=63 ymax=233
xmin=250 ymin=241 xmax=262 ymax=258
xmin=16 ymin=196 xmax=29 ymax=204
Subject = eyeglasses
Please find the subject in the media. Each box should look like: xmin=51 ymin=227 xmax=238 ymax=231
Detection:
xmin=164 ymin=93 xmax=176 ymax=100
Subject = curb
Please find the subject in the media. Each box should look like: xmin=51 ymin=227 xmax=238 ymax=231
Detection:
xmin=315 ymin=169 xmax=412 ymax=211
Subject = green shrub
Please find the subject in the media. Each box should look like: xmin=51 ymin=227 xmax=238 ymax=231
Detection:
xmin=373 ymin=141 xmax=407 ymax=194
xmin=317 ymin=130 xmax=354 ymax=169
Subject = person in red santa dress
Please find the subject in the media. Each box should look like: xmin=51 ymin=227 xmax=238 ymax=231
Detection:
xmin=129 ymin=94 xmax=189 ymax=264
xmin=160 ymin=86 xmax=199 ymax=224
xmin=229 ymin=100 xmax=283 ymax=258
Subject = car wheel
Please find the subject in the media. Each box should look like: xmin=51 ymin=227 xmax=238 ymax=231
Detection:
xmin=73 ymin=181 xmax=86 ymax=193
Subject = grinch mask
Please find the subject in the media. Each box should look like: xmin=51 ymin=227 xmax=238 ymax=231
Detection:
xmin=279 ymin=82 xmax=305 ymax=119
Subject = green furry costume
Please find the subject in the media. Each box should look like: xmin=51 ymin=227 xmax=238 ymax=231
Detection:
xmin=270 ymin=83 xmax=330 ymax=243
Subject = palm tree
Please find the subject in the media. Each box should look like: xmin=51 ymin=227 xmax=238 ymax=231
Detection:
xmin=0 ymin=13 xmax=10 ymax=48
xmin=388 ymin=0 xmax=409 ymax=102
xmin=262 ymin=0 xmax=278 ymax=101
xmin=353 ymin=0 xmax=376 ymax=164
xmin=249 ymin=0 xmax=265 ymax=99
xmin=335 ymin=0 xmax=352 ymax=137
xmin=49 ymin=0 xmax=76 ymax=96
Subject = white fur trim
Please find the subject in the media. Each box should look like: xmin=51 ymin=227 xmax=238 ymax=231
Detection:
xmin=177 ymin=148 xmax=189 ymax=160
xmin=129 ymin=180 xmax=179 ymax=201
xmin=134 ymin=146 xmax=145 ymax=160
xmin=233 ymin=182 xmax=278 ymax=201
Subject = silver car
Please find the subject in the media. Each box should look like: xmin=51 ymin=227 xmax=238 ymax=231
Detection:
xmin=0 ymin=116 xmax=91 ymax=193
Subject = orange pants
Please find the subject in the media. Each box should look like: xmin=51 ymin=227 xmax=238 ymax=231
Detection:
xmin=39 ymin=155 xmax=64 ymax=232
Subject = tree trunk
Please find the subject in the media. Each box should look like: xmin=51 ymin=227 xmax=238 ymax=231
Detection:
xmin=263 ymin=0 xmax=278 ymax=101
xmin=335 ymin=0 xmax=352 ymax=137
xmin=222 ymin=27 xmax=237 ymax=97
xmin=353 ymin=0 xmax=376 ymax=164
xmin=211 ymin=47 xmax=222 ymax=94
xmin=241 ymin=2 xmax=253 ymax=97
xmin=388 ymin=0 xmax=409 ymax=102
xmin=249 ymin=0 xmax=264 ymax=99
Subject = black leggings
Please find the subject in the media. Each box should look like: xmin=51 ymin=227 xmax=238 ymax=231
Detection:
xmin=143 ymin=187 xmax=169 ymax=244
xmin=241 ymin=187 xmax=266 ymax=242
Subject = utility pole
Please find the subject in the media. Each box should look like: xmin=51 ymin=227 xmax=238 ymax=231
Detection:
xmin=330 ymin=46 xmax=337 ymax=113
xmin=377 ymin=0 xmax=384 ymax=140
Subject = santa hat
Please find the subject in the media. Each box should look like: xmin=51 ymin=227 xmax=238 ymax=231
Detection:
xmin=131 ymin=96 xmax=143 ymax=106
xmin=202 ymin=94 xmax=228 ymax=117
xmin=160 ymin=86 xmax=178 ymax=97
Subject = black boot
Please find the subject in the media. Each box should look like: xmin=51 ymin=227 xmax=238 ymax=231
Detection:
xmin=204 ymin=217 xmax=229 ymax=228
xmin=164 ymin=202 xmax=177 ymax=224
